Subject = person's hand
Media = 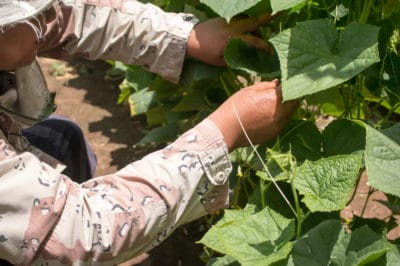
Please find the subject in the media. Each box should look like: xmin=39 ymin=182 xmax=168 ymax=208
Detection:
xmin=208 ymin=80 xmax=298 ymax=152
xmin=186 ymin=13 xmax=275 ymax=66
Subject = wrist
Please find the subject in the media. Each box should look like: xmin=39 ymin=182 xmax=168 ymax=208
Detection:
xmin=207 ymin=114 xmax=240 ymax=152
xmin=186 ymin=27 xmax=200 ymax=60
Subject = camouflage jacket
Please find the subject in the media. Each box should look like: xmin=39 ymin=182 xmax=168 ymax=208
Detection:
xmin=0 ymin=1 xmax=231 ymax=265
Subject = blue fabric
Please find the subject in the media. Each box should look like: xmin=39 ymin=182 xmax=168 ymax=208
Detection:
xmin=22 ymin=115 xmax=97 ymax=183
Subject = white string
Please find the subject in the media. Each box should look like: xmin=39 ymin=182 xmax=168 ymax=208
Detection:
xmin=230 ymin=100 xmax=298 ymax=218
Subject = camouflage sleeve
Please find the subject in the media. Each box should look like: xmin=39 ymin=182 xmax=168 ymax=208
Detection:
xmin=39 ymin=0 xmax=199 ymax=83
xmin=0 ymin=119 xmax=231 ymax=265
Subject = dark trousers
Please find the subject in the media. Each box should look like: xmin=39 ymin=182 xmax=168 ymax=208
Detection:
xmin=22 ymin=115 xmax=97 ymax=183
xmin=0 ymin=116 xmax=97 ymax=265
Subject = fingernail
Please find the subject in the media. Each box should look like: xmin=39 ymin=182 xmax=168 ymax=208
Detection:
xmin=272 ymin=79 xmax=280 ymax=85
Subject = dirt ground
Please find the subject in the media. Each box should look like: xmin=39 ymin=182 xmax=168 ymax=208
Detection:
xmin=40 ymin=57 xmax=400 ymax=265
xmin=40 ymin=57 xmax=205 ymax=265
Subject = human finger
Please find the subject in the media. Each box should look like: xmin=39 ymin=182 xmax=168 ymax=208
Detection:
xmin=230 ymin=12 xmax=276 ymax=33
xmin=236 ymin=34 xmax=273 ymax=54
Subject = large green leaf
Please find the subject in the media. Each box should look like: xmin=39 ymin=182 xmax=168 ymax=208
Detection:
xmin=322 ymin=119 xmax=366 ymax=156
xmin=270 ymin=0 xmax=305 ymax=12
xmin=199 ymin=0 xmax=263 ymax=21
xmin=290 ymin=220 xmax=342 ymax=265
xmin=293 ymin=154 xmax=362 ymax=212
xmin=207 ymin=255 xmax=240 ymax=266
xmin=330 ymin=226 xmax=391 ymax=265
xmin=386 ymin=245 xmax=400 ymax=265
xmin=269 ymin=19 xmax=380 ymax=101
xmin=278 ymin=120 xmax=322 ymax=162
xmin=289 ymin=221 xmax=390 ymax=265
xmin=199 ymin=206 xmax=295 ymax=266
xmin=383 ymin=122 xmax=400 ymax=144
xmin=365 ymin=123 xmax=400 ymax=196
xmin=224 ymin=38 xmax=280 ymax=75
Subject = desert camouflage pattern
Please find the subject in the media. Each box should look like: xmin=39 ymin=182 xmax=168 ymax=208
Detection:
xmin=0 ymin=0 xmax=232 ymax=264
xmin=0 ymin=117 xmax=231 ymax=265
xmin=40 ymin=0 xmax=199 ymax=84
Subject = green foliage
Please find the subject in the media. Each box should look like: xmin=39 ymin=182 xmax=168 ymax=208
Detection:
xmin=293 ymin=154 xmax=362 ymax=212
xmin=199 ymin=206 xmax=295 ymax=266
xmin=199 ymin=0 xmax=264 ymax=22
xmin=270 ymin=19 xmax=380 ymax=101
xmin=113 ymin=0 xmax=400 ymax=265
xmin=289 ymin=220 xmax=391 ymax=265
xmin=365 ymin=123 xmax=400 ymax=196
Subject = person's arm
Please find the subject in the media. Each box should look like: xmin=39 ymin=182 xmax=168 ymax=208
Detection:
xmin=39 ymin=1 xmax=273 ymax=84
xmin=0 ymin=81 xmax=296 ymax=265
xmin=39 ymin=0 xmax=199 ymax=84
xmin=0 ymin=118 xmax=230 ymax=265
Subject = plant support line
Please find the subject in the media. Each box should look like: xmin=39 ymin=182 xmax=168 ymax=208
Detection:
xmin=230 ymin=100 xmax=298 ymax=218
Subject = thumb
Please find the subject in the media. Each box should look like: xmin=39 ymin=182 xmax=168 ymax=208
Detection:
xmin=236 ymin=34 xmax=273 ymax=54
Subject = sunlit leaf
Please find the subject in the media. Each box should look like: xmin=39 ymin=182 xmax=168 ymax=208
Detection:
xmin=293 ymin=154 xmax=362 ymax=212
xmin=199 ymin=0 xmax=263 ymax=21
xmin=270 ymin=19 xmax=380 ymax=101
xmin=128 ymin=89 xmax=156 ymax=116
xmin=270 ymin=0 xmax=305 ymax=12
xmin=199 ymin=206 xmax=295 ymax=266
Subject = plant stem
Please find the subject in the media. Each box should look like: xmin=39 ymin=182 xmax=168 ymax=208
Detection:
xmin=260 ymin=180 xmax=267 ymax=209
xmin=359 ymin=0 xmax=373 ymax=23
xmin=291 ymin=169 xmax=304 ymax=238
xmin=219 ymin=76 xmax=232 ymax=98
xmin=360 ymin=186 xmax=374 ymax=217
xmin=296 ymin=211 xmax=311 ymax=239
xmin=321 ymin=0 xmax=332 ymax=19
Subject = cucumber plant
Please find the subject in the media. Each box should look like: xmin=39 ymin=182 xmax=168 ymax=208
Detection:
xmin=111 ymin=0 xmax=400 ymax=265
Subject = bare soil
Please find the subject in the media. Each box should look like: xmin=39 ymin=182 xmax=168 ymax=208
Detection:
xmin=40 ymin=57 xmax=400 ymax=265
